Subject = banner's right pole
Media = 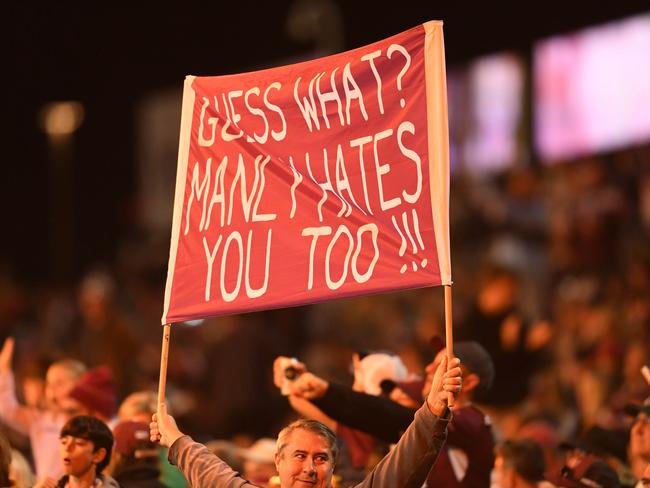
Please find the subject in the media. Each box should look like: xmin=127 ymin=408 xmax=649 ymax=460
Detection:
xmin=444 ymin=284 xmax=454 ymax=408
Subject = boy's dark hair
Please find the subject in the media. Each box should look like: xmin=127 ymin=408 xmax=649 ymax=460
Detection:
xmin=60 ymin=415 xmax=114 ymax=474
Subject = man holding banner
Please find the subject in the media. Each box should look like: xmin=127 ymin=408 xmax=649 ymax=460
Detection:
xmin=151 ymin=356 xmax=462 ymax=488
xmin=153 ymin=18 xmax=458 ymax=487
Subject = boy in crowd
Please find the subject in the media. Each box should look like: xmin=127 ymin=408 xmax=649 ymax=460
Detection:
xmin=35 ymin=415 xmax=119 ymax=488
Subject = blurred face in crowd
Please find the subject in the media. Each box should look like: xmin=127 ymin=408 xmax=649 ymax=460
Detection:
xmin=58 ymin=397 xmax=90 ymax=421
xmin=478 ymin=275 xmax=516 ymax=314
xmin=60 ymin=435 xmax=104 ymax=480
xmin=275 ymin=428 xmax=334 ymax=488
xmin=630 ymin=413 xmax=650 ymax=459
xmin=45 ymin=364 xmax=77 ymax=411
xmin=493 ymin=454 xmax=515 ymax=488
xmin=244 ymin=459 xmax=278 ymax=485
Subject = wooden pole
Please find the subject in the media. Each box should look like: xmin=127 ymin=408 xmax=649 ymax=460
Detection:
xmin=444 ymin=285 xmax=454 ymax=408
xmin=157 ymin=324 xmax=171 ymax=408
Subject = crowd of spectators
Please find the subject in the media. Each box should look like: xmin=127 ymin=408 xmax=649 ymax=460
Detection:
xmin=0 ymin=142 xmax=649 ymax=487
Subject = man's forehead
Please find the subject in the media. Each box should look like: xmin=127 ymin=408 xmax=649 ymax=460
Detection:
xmin=285 ymin=429 xmax=332 ymax=453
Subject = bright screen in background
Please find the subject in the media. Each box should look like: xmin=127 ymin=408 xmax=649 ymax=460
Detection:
xmin=447 ymin=52 xmax=525 ymax=175
xmin=534 ymin=13 xmax=650 ymax=163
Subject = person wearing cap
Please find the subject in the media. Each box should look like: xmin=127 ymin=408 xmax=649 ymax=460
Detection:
xmin=117 ymin=391 xmax=187 ymax=488
xmin=111 ymin=420 xmax=167 ymax=488
xmin=275 ymin=341 xmax=495 ymax=488
xmin=625 ymin=399 xmax=650 ymax=487
xmin=57 ymin=366 xmax=118 ymax=424
xmin=545 ymin=454 xmax=621 ymax=488
xmin=150 ymin=356 xmax=462 ymax=488
xmin=0 ymin=337 xmax=88 ymax=480
xmin=558 ymin=425 xmax=634 ymax=487
xmin=34 ymin=415 xmax=119 ymax=488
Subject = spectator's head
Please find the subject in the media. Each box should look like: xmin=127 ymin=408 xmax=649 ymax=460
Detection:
xmin=275 ymin=419 xmax=337 ymax=488
xmin=112 ymin=421 xmax=159 ymax=474
xmin=625 ymin=398 xmax=650 ymax=475
xmin=239 ymin=438 xmax=278 ymax=485
xmin=61 ymin=366 xmax=116 ymax=421
xmin=477 ymin=265 xmax=519 ymax=315
xmin=59 ymin=416 xmax=114 ymax=479
xmin=78 ymin=270 xmax=115 ymax=327
xmin=44 ymin=358 xmax=86 ymax=412
xmin=423 ymin=341 xmax=494 ymax=403
xmin=560 ymin=425 xmax=628 ymax=468
xmin=494 ymin=439 xmax=545 ymax=488
xmin=546 ymin=455 xmax=620 ymax=488
xmin=351 ymin=351 xmax=408 ymax=395
xmin=118 ymin=390 xmax=157 ymax=423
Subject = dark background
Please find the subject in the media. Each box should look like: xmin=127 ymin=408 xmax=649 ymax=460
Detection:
xmin=4 ymin=1 xmax=648 ymax=282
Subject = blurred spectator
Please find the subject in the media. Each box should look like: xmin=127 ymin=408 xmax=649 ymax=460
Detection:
xmin=458 ymin=265 xmax=550 ymax=408
xmin=493 ymin=438 xmax=551 ymax=488
xmin=545 ymin=454 xmax=620 ymax=488
xmin=238 ymin=438 xmax=277 ymax=486
xmin=70 ymin=270 xmax=139 ymax=398
xmin=112 ymin=420 xmax=167 ymax=488
xmin=0 ymin=337 xmax=86 ymax=479
xmin=117 ymin=391 xmax=186 ymax=488
xmin=624 ymin=399 xmax=650 ymax=484
xmin=58 ymin=366 xmax=117 ymax=423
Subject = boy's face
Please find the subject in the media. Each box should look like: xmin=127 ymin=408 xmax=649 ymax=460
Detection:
xmin=60 ymin=435 xmax=105 ymax=479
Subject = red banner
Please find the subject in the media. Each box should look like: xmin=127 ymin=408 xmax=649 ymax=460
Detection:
xmin=162 ymin=21 xmax=451 ymax=324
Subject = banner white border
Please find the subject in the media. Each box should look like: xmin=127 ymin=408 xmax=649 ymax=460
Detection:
xmin=424 ymin=21 xmax=452 ymax=285
xmin=162 ymin=75 xmax=196 ymax=324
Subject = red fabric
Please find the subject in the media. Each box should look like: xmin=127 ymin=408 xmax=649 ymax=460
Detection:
xmin=163 ymin=22 xmax=450 ymax=323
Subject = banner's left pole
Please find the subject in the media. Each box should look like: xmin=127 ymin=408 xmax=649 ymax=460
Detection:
xmin=158 ymin=324 xmax=172 ymax=407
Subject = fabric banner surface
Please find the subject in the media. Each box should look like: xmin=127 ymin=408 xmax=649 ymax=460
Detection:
xmin=162 ymin=21 xmax=451 ymax=324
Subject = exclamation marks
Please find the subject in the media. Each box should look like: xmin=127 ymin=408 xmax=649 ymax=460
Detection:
xmin=391 ymin=209 xmax=427 ymax=274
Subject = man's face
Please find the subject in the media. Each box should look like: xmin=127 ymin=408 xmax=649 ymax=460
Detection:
xmin=631 ymin=413 xmax=650 ymax=459
xmin=45 ymin=365 xmax=77 ymax=411
xmin=275 ymin=429 xmax=334 ymax=488
xmin=60 ymin=435 xmax=104 ymax=479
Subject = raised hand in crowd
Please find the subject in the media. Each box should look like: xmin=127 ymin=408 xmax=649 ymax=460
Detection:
xmin=273 ymin=356 xmax=329 ymax=400
xmin=149 ymin=404 xmax=185 ymax=448
xmin=0 ymin=338 xmax=14 ymax=375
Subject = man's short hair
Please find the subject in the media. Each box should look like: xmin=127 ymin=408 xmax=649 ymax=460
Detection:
xmin=276 ymin=419 xmax=338 ymax=462
xmin=454 ymin=341 xmax=495 ymax=400
xmin=497 ymin=439 xmax=545 ymax=483
xmin=50 ymin=358 xmax=87 ymax=378
xmin=61 ymin=415 xmax=114 ymax=474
